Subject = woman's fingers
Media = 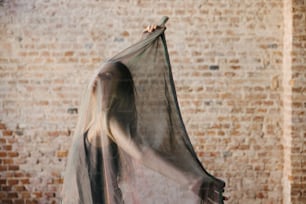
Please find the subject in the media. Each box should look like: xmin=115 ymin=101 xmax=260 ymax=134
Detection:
xmin=149 ymin=25 xmax=153 ymax=32
xmin=143 ymin=24 xmax=159 ymax=33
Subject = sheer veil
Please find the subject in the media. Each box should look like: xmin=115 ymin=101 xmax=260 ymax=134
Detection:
xmin=62 ymin=17 xmax=225 ymax=204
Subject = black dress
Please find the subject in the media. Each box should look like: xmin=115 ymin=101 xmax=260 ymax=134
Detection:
xmin=84 ymin=131 xmax=123 ymax=204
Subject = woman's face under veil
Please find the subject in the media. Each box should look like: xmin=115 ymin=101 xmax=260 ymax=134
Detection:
xmin=96 ymin=64 xmax=122 ymax=110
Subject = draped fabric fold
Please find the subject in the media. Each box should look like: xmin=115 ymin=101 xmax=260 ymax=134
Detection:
xmin=62 ymin=17 xmax=225 ymax=204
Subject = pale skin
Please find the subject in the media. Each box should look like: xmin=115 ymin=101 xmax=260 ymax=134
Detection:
xmin=143 ymin=24 xmax=159 ymax=33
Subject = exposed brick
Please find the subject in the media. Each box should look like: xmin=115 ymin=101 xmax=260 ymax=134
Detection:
xmin=2 ymin=200 xmax=13 ymax=204
xmin=0 ymin=123 xmax=6 ymax=129
xmin=0 ymin=0 xmax=304 ymax=203
xmin=0 ymin=151 xmax=7 ymax=157
xmin=7 ymin=179 xmax=19 ymax=185
xmin=3 ymin=130 xmax=13 ymax=136
xmin=52 ymin=178 xmax=63 ymax=184
xmin=0 ymin=179 xmax=6 ymax=185
xmin=64 ymin=51 xmax=74 ymax=57
xmin=13 ymin=172 xmax=25 ymax=177
xmin=3 ymin=145 xmax=12 ymax=151
xmin=25 ymin=200 xmax=38 ymax=204
xmin=20 ymin=179 xmax=30 ymax=185
xmin=21 ymin=192 xmax=30 ymax=199
xmin=7 ymin=192 xmax=18 ymax=198
xmin=7 ymin=152 xmax=19 ymax=157
xmin=8 ymin=165 xmax=20 ymax=171
xmin=56 ymin=151 xmax=68 ymax=158
xmin=0 ymin=165 xmax=8 ymax=171
xmin=13 ymin=200 xmax=25 ymax=204
xmin=0 ymin=191 xmax=7 ymax=199
xmin=33 ymin=192 xmax=42 ymax=198
xmin=2 ymin=186 xmax=12 ymax=191
xmin=3 ymin=159 xmax=13 ymax=164
xmin=13 ymin=185 xmax=26 ymax=191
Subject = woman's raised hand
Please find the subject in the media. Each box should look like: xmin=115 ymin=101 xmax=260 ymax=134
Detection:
xmin=143 ymin=24 xmax=159 ymax=33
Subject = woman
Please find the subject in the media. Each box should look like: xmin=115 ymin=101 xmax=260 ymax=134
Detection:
xmin=91 ymin=61 xmax=206 ymax=201
xmin=62 ymin=25 xmax=225 ymax=204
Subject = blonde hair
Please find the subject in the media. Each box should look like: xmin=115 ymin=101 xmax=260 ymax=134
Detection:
xmin=78 ymin=61 xmax=137 ymax=143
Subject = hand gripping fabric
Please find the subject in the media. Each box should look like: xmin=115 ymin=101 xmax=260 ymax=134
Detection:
xmin=62 ymin=17 xmax=225 ymax=204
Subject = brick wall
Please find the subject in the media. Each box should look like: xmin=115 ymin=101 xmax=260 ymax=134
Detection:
xmin=0 ymin=123 xmax=38 ymax=203
xmin=290 ymin=0 xmax=306 ymax=203
xmin=0 ymin=0 xmax=304 ymax=203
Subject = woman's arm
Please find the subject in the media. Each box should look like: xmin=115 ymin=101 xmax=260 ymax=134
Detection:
xmin=108 ymin=116 xmax=198 ymax=187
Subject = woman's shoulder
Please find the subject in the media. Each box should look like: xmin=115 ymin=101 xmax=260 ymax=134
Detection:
xmin=108 ymin=112 xmax=130 ymax=127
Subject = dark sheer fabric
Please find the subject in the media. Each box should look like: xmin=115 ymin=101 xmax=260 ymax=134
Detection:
xmin=62 ymin=18 xmax=225 ymax=204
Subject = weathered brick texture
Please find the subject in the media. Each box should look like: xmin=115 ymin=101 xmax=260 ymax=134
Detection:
xmin=290 ymin=0 xmax=306 ymax=203
xmin=0 ymin=123 xmax=39 ymax=204
xmin=0 ymin=0 xmax=304 ymax=203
